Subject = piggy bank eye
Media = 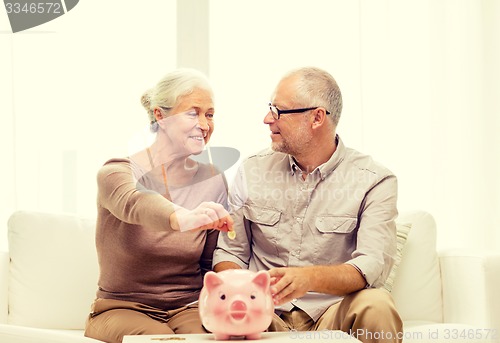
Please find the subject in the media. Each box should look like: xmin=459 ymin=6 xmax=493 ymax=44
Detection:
xmin=220 ymin=293 xmax=226 ymax=300
xmin=250 ymin=293 xmax=256 ymax=300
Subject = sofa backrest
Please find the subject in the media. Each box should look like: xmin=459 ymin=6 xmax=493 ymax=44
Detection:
xmin=7 ymin=211 xmax=98 ymax=330
xmin=392 ymin=210 xmax=443 ymax=324
xmin=4 ymin=210 xmax=443 ymax=330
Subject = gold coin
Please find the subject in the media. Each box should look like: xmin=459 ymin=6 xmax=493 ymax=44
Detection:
xmin=228 ymin=230 xmax=236 ymax=240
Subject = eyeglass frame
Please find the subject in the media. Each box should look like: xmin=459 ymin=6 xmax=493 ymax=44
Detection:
xmin=268 ymin=103 xmax=330 ymax=120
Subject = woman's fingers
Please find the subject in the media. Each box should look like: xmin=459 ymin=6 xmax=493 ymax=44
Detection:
xmin=200 ymin=202 xmax=234 ymax=232
xmin=172 ymin=202 xmax=233 ymax=232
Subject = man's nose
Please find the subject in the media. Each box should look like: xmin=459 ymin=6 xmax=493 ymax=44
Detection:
xmin=264 ymin=110 xmax=275 ymax=124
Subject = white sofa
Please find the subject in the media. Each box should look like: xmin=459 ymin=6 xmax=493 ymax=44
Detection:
xmin=1 ymin=210 xmax=499 ymax=342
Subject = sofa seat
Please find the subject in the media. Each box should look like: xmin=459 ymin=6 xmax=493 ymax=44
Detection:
xmin=1 ymin=210 xmax=499 ymax=342
xmin=0 ymin=324 xmax=102 ymax=343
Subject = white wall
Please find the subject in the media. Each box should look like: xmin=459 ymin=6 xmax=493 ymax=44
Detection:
xmin=0 ymin=31 xmax=16 ymax=251
xmin=0 ymin=0 xmax=177 ymax=250
xmin=208 ymin=0 xmax=500 ymax=250
xmin=208 ymin=0 xmax=364 ymax=187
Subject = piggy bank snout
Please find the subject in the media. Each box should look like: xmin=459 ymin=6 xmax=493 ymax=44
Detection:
xmin=230 ymin=300 xmax=247 ymax=312
xmin=229 ymin=300 xmax=248 ymax=321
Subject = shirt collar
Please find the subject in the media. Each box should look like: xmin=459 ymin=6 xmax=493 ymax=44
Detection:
xmin=288 ymin=134 xmax=346 ymax=179
xmin=289 ymin=157 xmax=300 ymax=175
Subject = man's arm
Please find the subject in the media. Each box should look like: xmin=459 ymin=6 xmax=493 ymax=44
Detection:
xmin=270 ymin=173 xmax=397 ymax=305
xmin=268 ymin=264 xmax=367 ymax=306
xmin=213 ymin=261 xmax=241 ymax=272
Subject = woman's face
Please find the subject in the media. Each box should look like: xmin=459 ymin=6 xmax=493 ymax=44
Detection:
xmin=159 ymin=87 xmax=215 ymax=156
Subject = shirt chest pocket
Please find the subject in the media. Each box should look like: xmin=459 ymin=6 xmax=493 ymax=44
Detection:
xmin=315 ymin=216 xmax=357 ymax=234
xmin=243 ymin=206 xmax=281 ymax=252
xmin=243 ymin=206 xmax=281 ymax=226
xmin=314 ymin=216 xmax=358 ymax=264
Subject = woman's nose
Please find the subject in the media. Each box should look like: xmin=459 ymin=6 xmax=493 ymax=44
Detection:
xmin=197 ymin=116 xmax=210 ymax=130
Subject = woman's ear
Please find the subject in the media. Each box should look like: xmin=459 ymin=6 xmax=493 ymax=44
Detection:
xmin=154 ymin=108 xmax=167 ymax=129
xmin=154 ymin=108 xmax=164 ymax=121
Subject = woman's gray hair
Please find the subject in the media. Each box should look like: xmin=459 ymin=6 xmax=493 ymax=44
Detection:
xmin=286 ymin=67 xmax=343 ymax=126
xmin=141 ymin=68 xmax=213 ymax=132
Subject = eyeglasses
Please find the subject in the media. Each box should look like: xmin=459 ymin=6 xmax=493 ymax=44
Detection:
xmin=268 ymin=103 xmax=330 ymax=120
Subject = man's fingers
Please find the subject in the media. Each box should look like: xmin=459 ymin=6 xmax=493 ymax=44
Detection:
xmin=272 ymin=281 xmax=295 ymax=305
xmin=270 ymin=273 xmax=289 ymax=295
xmin=269 ymin=276 xmax=282 ymax=286
xmin=268 ymin=268 xmax=286 ymax=280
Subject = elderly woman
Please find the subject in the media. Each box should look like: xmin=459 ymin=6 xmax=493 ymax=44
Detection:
xmin=85 ymin=69 xmax=233 ymax=343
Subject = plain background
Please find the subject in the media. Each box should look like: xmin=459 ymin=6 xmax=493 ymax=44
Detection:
xmin=1 ymin=0 xmax=499 ymax=252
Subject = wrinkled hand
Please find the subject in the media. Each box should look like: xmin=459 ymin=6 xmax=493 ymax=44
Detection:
xmin=170 ymin=202 xmax=234 ymax=232
xmin=268 ymin=267 xmax=312 ymax=306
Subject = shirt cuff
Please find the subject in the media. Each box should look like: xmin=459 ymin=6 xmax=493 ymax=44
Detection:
xmin=345 ymin=255 xmax=385 ymax=288
xmin=212 ymin=250 xmax=249 ymax=270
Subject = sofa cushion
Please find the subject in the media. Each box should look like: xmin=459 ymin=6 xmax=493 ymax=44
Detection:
xmin=392 ymin=211 xmax=443 ymax=323
xmin=0 ymin=324 xmax=103 ymax=343
xmin=7 ymin=211 xmax=98 ymax=330
xmin=0 ymin=251 xmax=9 ymax=323
xmin=383 ymin=223 xmax=412 ymax=293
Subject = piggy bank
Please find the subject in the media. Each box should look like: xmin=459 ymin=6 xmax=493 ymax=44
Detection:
xmin=199 ymin=269 xmax=274 ymax=340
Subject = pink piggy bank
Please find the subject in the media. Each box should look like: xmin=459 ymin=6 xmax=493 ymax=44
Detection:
xmin=199 ymin=269 xmax=274 ymax=340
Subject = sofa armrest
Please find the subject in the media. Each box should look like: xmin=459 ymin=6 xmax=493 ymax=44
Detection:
xmin=439 ymin=249 xmax=500 ymax=333
xmin=0 ymin=250 xmax=9 ymax=324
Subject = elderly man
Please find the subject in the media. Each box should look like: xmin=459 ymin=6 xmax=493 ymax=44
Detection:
xmin=213 ymin=67 xmax=403 ymax=343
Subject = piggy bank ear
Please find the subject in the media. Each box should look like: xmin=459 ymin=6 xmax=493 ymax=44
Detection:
xmin=204 ymin=271 xmax=223 ymax=292
xmin=252 ymin=271 xmax=270 ymax=291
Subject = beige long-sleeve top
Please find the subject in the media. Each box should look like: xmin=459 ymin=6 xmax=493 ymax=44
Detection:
xmin=95 ymin=157 xmax=227 ymax=310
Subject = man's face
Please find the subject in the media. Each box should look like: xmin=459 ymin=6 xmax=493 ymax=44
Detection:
xmin=264 ymin=77 xmax=313 ymax=156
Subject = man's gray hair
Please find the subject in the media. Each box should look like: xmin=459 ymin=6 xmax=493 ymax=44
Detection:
xmin=286 ymin=67 xmax=343 ymax=125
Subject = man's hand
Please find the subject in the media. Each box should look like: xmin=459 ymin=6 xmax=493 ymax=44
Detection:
xmin=169 ymin=202 xmax=234 ymax=232
xmin=269 ymin=264 xmax=367 ymax=305
xmin=268 ymin=267 xmax=312 ymax=306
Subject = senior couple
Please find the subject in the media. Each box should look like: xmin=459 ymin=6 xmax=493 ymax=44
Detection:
xmin=84 ymin=67 xmax=403 ymax=343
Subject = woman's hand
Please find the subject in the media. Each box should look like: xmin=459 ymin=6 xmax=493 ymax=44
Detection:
xmin=169 ymin=202 xmax=234 ymax=232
